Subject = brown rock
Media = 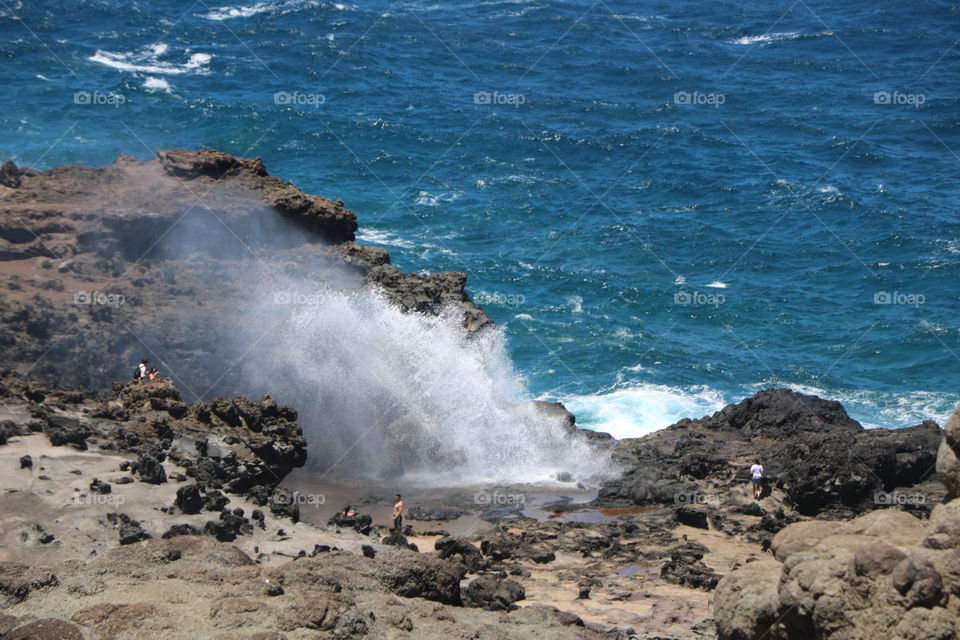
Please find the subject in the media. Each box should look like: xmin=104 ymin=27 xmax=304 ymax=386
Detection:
xmin=2 ymin=618 xmax=83 ymax=640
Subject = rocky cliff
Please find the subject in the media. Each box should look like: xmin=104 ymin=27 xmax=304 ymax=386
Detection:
xmin=0 ymin=150 xmax=490 ymax=396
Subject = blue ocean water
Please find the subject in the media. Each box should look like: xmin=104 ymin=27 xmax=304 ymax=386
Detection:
xmin=2 ymin=0 xmax=958 ymax=436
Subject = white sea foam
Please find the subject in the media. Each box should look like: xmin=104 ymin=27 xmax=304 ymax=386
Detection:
xmin=202 ymin=0 xmax=329 ymax=20
xmin=705 ymin=281 xmax=727 ymax=289
xmin=561 ymin=383 xmax=728 ymax=439
xmin=731 ymin=31 xmax=832 ymax=45
xmin=143 ymin=77 xmax=172 ymax=93
xmin=413 ymin=190 xmax=462 ymax=207
xmin=356 ymin=228 xmax=416 ymax=249
xmin=89 ymin=46 xmax=212 ymax=75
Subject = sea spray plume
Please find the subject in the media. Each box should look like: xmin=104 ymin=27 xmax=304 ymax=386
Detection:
xmin=141 ymin=168 xmax=614 ymax=484
xmin=233 ymin=280 xmax=615 ymax=485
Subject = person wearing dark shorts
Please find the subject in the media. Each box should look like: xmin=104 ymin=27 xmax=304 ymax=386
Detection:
xmin=392 ymin=494 xmax=404 ymax=532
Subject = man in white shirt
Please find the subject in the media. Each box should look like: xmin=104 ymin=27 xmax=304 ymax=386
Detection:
xmin=750 ymin=460 xmax=764 ymax=500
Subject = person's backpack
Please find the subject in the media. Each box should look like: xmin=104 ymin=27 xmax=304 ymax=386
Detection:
xmin=133 ymin=367 xmax=141 ymax=379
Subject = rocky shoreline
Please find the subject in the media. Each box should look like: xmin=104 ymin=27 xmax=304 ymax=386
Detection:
xmin=1 ymin=151 xmax=956 ymax=639
xmin=0 ymin=371 xmax=954 ymax=639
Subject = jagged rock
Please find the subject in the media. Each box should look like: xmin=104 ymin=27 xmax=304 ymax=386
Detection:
xmin=132 ymin=453 xmax=167 ymax=484
xmin=203 ymin=510 xmax=253 ymax=542
xmin=161 ymin=524 xmax=201 ymax=538
xmin=89 ymin=478 xmax=111 ymax=494
xmin=408 ymin=506 xmax=464 ymax=521
xmin=18 ymin=455 xmax=31 ymax=470
xmin=0 ymin=159 xmax=22 ymax=188
xmin=435 ymin=536 xmax=486 ymax=573
xmin=674 ymin=506 xmax=710 ymax=529
xmin=660 ymin=542 xmax=720 ymax=591
xmin=44 ymin=415 xmax=90 ymax=449
xmin=597 ymin=389 xmax=941 ymax=518
xmin=462 ymin=575 xmax=525 ymax=611
xmin=175 ymin=484 xmax=203 ymax=514
xmin=107 ymin=513 xmax=150 ymax=546
xmin=381 ymin=533 xmax=417 ymax=551
xmin=480 ymin=535 xmax=555 ymax=564
xmin=375 ymin=552 xmax=462 ymax=604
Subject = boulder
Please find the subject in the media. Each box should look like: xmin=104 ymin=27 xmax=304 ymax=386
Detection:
xmin=462 ymin=575 xmax=525 ymax=611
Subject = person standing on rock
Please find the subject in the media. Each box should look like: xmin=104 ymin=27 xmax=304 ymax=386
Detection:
xmin=750 ymin=459 xmax=764 ymax=500
xmin=392 ymin=494 xmax=404 ymax=532
xmin=135 ymin=358 xmax=149 ymax=381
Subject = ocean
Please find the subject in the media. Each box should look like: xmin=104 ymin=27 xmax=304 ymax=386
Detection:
xmin=2 ymin=0 xmax=958 ymax=437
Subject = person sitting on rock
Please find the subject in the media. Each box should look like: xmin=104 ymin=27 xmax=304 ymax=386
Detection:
xmin=342 ymin=505 xmax=356 ymax=519
xmin=750 ymin=459 xmax=764 ymax=499
xmin=147 ymin=367 xmax=159 ymax=381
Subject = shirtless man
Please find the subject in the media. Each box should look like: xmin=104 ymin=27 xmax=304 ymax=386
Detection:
xmin=392 ymin=494 xmax=404 ymax=532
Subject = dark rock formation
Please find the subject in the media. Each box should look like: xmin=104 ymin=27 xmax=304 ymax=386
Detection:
xmin=714 ymin=405 xmax=960 ymax=640
xmin=659 ymin=542 xmax=720 ymax=591
xmin=597 ymin=388 xmax=942 ymax=519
